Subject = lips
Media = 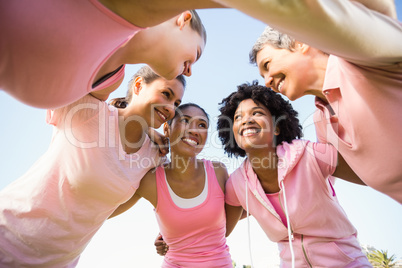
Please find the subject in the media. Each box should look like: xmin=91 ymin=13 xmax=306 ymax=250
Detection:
xmin=156 ymin=109 xmax=168 ymax=122
xmin=240 ymin=127 xmax=260 ymax=137
xmin=182 ymin=137 xmax=199 ymax=146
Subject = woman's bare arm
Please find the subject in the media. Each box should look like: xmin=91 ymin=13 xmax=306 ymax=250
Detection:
xmin=99 ymin=0 xmax=227 ymax=27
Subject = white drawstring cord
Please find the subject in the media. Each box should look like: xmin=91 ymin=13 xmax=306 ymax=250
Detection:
xmin=281 ymin=180 xmax=295 ymax=268
xmin=245 ymin=179 xmax=255 ymax=268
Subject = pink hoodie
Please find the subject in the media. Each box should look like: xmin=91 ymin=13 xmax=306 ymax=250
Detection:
xmin=226 ymin=140 xmax=371 ymax=267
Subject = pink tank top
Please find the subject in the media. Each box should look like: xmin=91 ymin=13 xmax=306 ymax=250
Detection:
xmin=155 ymin=160 xmax=232 ymax=268
xmin=0 ymin=0 xmax=141 ymax=109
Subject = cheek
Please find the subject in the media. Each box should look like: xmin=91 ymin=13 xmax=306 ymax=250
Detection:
xmin=232 ymin=130 xmax=243 ymax=149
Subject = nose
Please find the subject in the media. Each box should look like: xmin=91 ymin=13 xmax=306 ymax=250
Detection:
xmin=265 ymin=75 xmax=274 ymax=88
xmin=242 ymin=114 xmax=255 ymax=125
xmin=183 ymin=63 xmax=192 ymax=77
xmin=187 ymin=121 xmax=200 ymax=135
xmin=164 ymin=104 xmax=176 ymax=121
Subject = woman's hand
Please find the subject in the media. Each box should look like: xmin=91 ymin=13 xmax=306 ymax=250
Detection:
xmin=154 ymin=233 xmax=169 ymax=256
xmin=147 ymin=128 xmax=170 ymax=156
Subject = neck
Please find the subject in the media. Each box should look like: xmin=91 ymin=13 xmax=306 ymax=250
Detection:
xmin=168 ymin=153 xmax=200 ymax=180
xmin=305 ymin=50 xmax=330 ymax=103
xmin=247 ymin=147 xmax=280 ymax=193
xmin=118 ymin=107 xmax=147 ymax=154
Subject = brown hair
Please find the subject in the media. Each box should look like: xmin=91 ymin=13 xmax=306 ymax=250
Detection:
xmin=109 ymin=65 xmax=186 ymax=108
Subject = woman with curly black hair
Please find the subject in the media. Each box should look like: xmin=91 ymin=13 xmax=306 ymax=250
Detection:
xmin=218 ymin=82 xmax=370 ymax=268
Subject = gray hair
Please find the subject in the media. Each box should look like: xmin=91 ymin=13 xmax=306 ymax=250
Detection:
xmin=249 ymin=26 xmax=296 ymax=64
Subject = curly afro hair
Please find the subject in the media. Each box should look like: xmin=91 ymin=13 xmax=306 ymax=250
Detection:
xmin=217 ymin=81 xmax=302 ymax=157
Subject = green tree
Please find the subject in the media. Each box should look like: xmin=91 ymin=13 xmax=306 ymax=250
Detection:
xmin=367 ymin=249 xmax=397 ymax=268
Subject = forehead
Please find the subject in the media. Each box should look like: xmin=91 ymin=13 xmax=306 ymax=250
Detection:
xmin=236 ymin=99 xmax=267 ymax=111
xmin=256 ymin=44 xmax=277 ymax=62
xmin=150 ymin=78 xmax=185 ymax=97
xmin=176 ymin=106 xmax=208 ymax=120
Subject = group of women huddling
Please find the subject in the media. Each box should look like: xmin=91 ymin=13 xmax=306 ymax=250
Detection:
xmin=0 ymin=0 xmax=401 ymax=267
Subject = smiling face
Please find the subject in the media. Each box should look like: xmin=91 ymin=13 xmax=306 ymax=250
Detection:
xmin=233 ymin=99 xmax=277 ymax=153
xmin=134 ymin=77 xmax=185 ymax=129
xmin=256 ymin=43 xmax=316 ymax=101
xmin=167 ymin=106 xmax=209 ymax=157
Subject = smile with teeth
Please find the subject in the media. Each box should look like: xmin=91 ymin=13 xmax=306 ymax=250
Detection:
xmin=182 ymin=138 xmax=198 ymax=146
xmin=156 ymin=110 xmax=167 ymax=122
xmin=241 ymin=128 xmax=260 ymax=137
xmin=278 ymin=80 xmax=284 ymax=93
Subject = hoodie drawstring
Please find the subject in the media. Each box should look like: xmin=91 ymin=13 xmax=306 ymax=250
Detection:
xmin=281 ymin=180 xmax=295 ymax=268
xmin=245 ymin=179 xmax=255 ymax=267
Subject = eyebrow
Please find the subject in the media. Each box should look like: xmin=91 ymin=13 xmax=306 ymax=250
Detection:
xmin=182 ymin=115 xmax=208 ymax=123
xmin=167 ymin=87 xmax=182 ymax=105
xmin=167 ymin=87 xmax=175 ymax=97
xmin=235 ymin=105 xmax=265 ymax=115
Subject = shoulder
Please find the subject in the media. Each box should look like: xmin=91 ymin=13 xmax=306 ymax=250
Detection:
xmin=137 ymin=167 xmax=158 ymax=196
xmin=207 ymin=160 xmax=229 ymax=192
xmin=210 ymin=161 xmax=229 ymax=180
xmin=47 ymin=94 xmax=110 ymax=127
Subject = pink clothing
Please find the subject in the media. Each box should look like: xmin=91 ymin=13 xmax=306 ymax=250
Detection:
xmin=266 ymin=192 xmax=287 ymax=227
xmin=226 ymin=140 xmax=370 ymax=267
xmin=155 ymin=160 xmax=232 ymax=268
xmin=0 ymin=0 xmax=141 ymax=109
xmin=314 ymin=55 xmax=402 ymax=204
xmin=0 ymin=95 xmax=162 ymax=267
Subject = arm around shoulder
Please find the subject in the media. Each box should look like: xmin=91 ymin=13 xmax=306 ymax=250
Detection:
xmin=213 ymin=0 xmax=402 ymax=65
xmin=108 ymin=168 xmax=158 ymax=219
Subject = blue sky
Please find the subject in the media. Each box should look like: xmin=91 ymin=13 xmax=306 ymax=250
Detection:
xmin=1 ymin=4 xmax=401 ymax=267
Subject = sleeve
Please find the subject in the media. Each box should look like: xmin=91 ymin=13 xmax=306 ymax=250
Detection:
xmin=313 ymin=108 xmax=329 ymax=144
xmin=214 ymin=0 xmax=402 ymax=66
xmin=225 ymin=176 xmax=242 ymax=206
xmin=46 ymin=94 xmax=105 ymax=127
xmin=308 ymin=142 xmax=338 ymax=178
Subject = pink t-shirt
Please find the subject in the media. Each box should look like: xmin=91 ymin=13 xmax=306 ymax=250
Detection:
xmin=155 ymin=160 xmax=232 ymax=268
xmin=314 ymin=55 xmax=402 ymax=204
xmin=0 ymin=0 xmax=141 ymax=109
xmin=0 ymin=95 xmax=162 ymax=267
xmin=265 ymin=192 xmax=287 ymax=227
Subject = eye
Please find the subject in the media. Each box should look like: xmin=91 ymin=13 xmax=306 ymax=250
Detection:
xmin=180 ymin=118 xmax=189 ymax=124
xmin=199 ymin=122 xmax=207 ymax=128
xmin=253 ymin=111 xmax=263 ymax=116
xmin=162 ymin=91 xmax=170 ymax=98
xmin=174 ymin=101 xmax=181 ymax=108
xmin=263 ymin=60 xmax=270 ymax=70
xmin=234 ymin=114 xmax=241 ymax=121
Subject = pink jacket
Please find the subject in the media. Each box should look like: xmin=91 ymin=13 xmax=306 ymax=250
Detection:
xmin=226 ymin=140 xmax=371 ymax=267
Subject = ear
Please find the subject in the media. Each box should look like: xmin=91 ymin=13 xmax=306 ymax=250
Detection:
xmin=132 ymin=76 xmax=143 ymax=95
xmin=274 ymin=127 xmax=280 ymax=136
xmin=177 ymin=11 xmax=192 ymax=30
xmin=163 ymin=122 xmax=170 ymax=137
xmin=295 ymin=41 xmax=310 ymax=54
